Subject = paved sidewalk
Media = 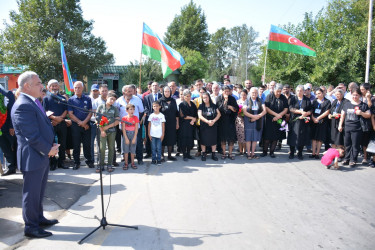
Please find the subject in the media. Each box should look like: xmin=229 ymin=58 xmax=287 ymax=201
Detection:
xmin=1 ymin=148 xmax=375 ymax=249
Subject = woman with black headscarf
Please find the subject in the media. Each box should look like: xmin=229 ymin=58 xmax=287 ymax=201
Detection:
xmin=216 ymin=85 xmax=239 ymax=160
xmin=159 ymin=86 xmax=179 ymax=161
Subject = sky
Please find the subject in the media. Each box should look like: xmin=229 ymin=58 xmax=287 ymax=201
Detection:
xmin=0 ymin=0 xmax=328 ymax=65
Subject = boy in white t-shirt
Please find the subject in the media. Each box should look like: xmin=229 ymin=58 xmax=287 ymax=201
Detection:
xmin=148 ymin=101 xmax=165 ymax=165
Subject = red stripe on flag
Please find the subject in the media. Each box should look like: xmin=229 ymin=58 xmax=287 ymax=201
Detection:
xmin=143 ymin=33 xmax=181 ymax=70
xmin=269 ymin=33 xmax=315 ymax=51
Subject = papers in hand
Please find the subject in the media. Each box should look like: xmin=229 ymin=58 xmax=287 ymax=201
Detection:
xmin=46 ymin=111 xmax=54 ymax=117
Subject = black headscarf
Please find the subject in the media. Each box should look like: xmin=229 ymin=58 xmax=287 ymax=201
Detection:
xmin=159 ymin=86 xmax=173 ymax=102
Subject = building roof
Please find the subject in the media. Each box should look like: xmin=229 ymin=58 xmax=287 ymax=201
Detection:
xmin=96 ymin=65 xmax=127 ymax=74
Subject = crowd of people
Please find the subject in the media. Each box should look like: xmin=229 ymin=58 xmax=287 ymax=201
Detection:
xmin=1 ymin=76 xmax=375 ymax=176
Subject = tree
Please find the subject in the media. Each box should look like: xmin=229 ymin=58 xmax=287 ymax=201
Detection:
xmin=207 ymin=27 xmax=230 ymax=81
xmin=226 ymin=24 xmax=260 ymax=84
xmin=0 ymin=0 xmax=114 ymax=82
xmin=178 ymin=47 xmax=208 ymax=85
xmin=164 ymin=0 xmax=210 ymax=57
xmin=122 ymin=58 xmax=163 ymax=90
xmin=254 ymin=0 xmax=375 ymax=86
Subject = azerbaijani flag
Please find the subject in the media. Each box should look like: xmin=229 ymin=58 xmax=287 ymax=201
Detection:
xmin=268 ymin=25 xmax=316 ymax=57
xmin=60 ymin=40 xmax=74 ymax=94
xmin=141 ymin=23 xmax=185 ymax=78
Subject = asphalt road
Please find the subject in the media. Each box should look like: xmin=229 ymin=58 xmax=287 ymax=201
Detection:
xmin=1 ymin=147 xmax=375 ymax=250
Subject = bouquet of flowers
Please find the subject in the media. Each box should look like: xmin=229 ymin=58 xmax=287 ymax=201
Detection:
xmin=332 ymin=113 xmax=341 ymax=119
xmin=292 ymin=116 xmax=311 ymax=123
xmin=277 ymin=119 xmax=289 ymax=132
xmin=238 ymin=104 xmax=244 ymax=117
xmin=99 ymin=116 xmax=109 ymax=127
xmin=0 ymin=94 xmax=7 ymax=136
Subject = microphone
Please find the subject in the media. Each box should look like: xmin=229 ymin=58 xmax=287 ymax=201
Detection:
xmin=47 ymin=92 xmax=67 ymax=102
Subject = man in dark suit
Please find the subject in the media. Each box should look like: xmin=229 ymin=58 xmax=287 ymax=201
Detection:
xmin=0 ymin=86 xmax=17 ymax=176
xmin=11 ymin=71 xmax=59 ymax=238
xmin=143 ymin=82 xmax=161 ymax=158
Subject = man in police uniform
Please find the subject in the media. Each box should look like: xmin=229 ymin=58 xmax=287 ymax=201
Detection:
xmin=43 ymin=79 xmax=68 ymax=170
xmin=67 ymin=81 xmax=94 ymax=170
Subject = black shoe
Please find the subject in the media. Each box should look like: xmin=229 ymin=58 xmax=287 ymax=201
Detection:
xmin=144 ymin=154 xmax=152 ymax=159
xmin=289 ymin=154 xmax=294 ymax=159
xmin=175 ymin=152 xmax=181 ymax=157
xmin=112 ymin=162 xmax=119 ymax=167
xmin=157 ymin=161 xmax=162 ymax=165
xmin=297 ymin=155 xmax=304 ymax=160
xmin=270 ymin=153 xmax=276 ymax=158
xmin=309 ymin=154 xmax=315 ymax=158
xmin=315 ymin=155 xmax=320 ymax=159
xmin=369 ymin=161 xmax=375 ymax=168
xmin=87 ymin=162 xmax=94 ymax=168
xmin=201 ymin=153 xmax=206 ymax=161
xmin=260 ymin=152 xmax=267 ymax=157
xmin=39 ymin=219 xmax=59 ymax=226
xmin=151 ymin=160 xmax=157 ymax=165
xmin=25 ymin=228 xmax=53 ymax=238
xmin=138 ymin=160 xmax=144 ymax=165
xmin=1 ymin=168 xmax=16 ymax=176
xmin=212 ymin=153 xmax=218 ymax=161
xmin=342 ymin=160 xmax=349 ymax=166
xmin=73 ymin=164 xmax=80 ymax=170
xmin=58 ymin=162 xmax=68 ymax=169
xmin=167 ymin=156 xmax=177 ymax=161
xmin=187 ymin=155 xmax=194 ymax=160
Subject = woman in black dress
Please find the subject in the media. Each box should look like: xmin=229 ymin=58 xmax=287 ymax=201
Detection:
xmin=338 ymin=88 xmax=371 ymax=167
xmin=198 ymin=92 xmax=221 ymax=161
xmin=262 ymin=84 xmax=288 ymax=158
xmin=159 ymin=86 xmax=179 ymax=161
xmin=328 ymin=89 xmax=347 ymax=150
xmin=287 ymin=85 xmax=312 ymax=160
xmin=178 ymin=89 xmax=198 ymax=161
xmin=216 ymin=85 xmax=239 ymax=160
xmin=310 ymin=88 xmax=331 ymax=159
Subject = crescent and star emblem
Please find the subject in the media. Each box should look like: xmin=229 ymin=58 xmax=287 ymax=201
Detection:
xmin=288 ymin=37 xmax=298 ymax=44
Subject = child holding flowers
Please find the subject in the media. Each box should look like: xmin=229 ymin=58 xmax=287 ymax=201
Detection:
xmin=96 ymin=92 xmax=119 ymax=173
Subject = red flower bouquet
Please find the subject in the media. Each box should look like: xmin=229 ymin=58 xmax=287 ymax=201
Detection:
xmin=99 ymin=116 xmax=109 ymax=127
xmin=238 ymin=104 xmax=244 ymax=117
xmin=0 ymin=94 xmax=7 ymax=136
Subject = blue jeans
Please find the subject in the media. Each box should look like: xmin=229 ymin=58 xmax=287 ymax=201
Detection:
xmin=151 ymin=137 xmax=162 ymax=161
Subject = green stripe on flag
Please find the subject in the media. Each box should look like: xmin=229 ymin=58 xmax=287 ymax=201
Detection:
xmin=142 ymin=44 xmax=162 ymax=62
xmin=268 ymin=41 xmax=316 ymax=57
xmin=142 ymin=44 xmax=174 ymax=78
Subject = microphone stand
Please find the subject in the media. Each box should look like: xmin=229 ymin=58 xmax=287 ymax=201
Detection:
xmin=50 ymin=98 xmax=138 ymax=244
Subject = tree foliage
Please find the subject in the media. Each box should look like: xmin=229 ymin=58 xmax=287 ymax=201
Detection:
xmin=164 ymin=0 xmax=210 ymax=57
xmin=207 ymin=27 xmax=230 ymax=81
xmin=122 ymin=58 xmax=163 ymax=90
xmin=227 ymin=24 xmax=260 ymax=84
xmin=0 ymin=0 xmax=114 ymax=82
xmin=178 ymin=47 xmax=208 ymax=85
xmin=254 ymin=0 xmax=374 ymax=86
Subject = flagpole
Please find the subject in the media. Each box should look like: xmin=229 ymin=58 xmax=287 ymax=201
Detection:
xmin=263 ymin=43 xmax=268 ymax=85
xmin=365 ymin=0 xmax=373 ymax=83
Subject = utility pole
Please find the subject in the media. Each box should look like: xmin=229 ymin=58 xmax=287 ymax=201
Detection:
xmin=365 ymin=0 xmax=373 ymax=83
